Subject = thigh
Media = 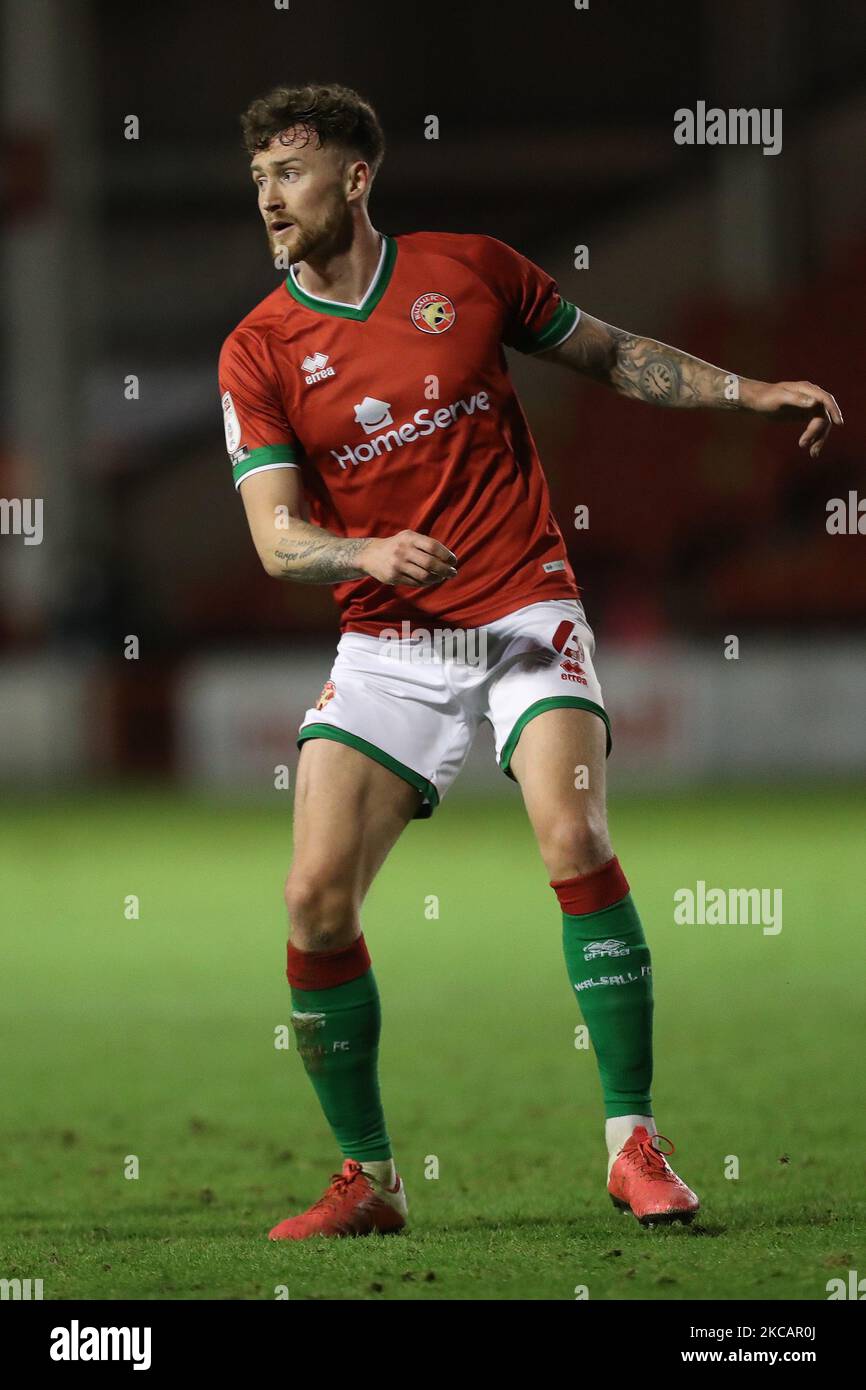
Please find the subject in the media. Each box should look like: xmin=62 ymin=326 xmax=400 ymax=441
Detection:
xmin=292 ymin=735 xmax=421 ymax=906
xmin=509 ymin=704 xmax=610 ymax=847
xmin=484 ymin=599 xmax=613 ymax=876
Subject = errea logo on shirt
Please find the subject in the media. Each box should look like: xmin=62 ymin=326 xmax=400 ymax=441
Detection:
xmin=331 ymin=390 xmax=490 ymax=470
xmin=301 ymin=352 xmax=336 ymax=385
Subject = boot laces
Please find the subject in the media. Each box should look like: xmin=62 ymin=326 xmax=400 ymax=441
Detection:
xmin=309 ymin=1162 xmax=367 ymax=1213
xmin=627 ymin=1132 xmax=676 ymax=1181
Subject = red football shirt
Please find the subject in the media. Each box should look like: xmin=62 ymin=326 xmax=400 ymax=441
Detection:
xmin=219 ymin=232 xmax=581 ymax=634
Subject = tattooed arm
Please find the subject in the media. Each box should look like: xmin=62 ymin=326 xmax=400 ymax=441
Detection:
xmin=238 ymin=466 xmax=458 ymax=586
xmin=269 ymin=517 xmax=374 ymax=583
xmin=539 ymin=312 xmax=843 ymax=457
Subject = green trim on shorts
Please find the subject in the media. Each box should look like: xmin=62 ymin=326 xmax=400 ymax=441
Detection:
xmin=297 ymin=724 xmax=439 ymax=819
xmin=499 ymin=697 xmax=612 ymax=782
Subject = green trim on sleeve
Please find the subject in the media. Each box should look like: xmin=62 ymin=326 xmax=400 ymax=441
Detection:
xmin=513 ymin=298 xmax=580 ymax=355
xmin=297 ymin=723 xmax=438 ymax=818
xmin=232 ymin=444 xmax=297 ymax=487
xmin=500 ymin=696 xmax=612 ymax=781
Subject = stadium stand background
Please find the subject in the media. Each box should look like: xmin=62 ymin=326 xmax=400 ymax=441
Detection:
xmin=1 ymin=0 xmax=864 ymax=785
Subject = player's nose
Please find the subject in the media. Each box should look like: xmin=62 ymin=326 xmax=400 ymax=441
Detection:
xmin=260 ymin=182 xmax=284 ymax=210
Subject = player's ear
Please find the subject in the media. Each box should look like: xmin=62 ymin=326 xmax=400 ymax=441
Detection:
xmin=345 ymin=158 xmax=370 ymax=202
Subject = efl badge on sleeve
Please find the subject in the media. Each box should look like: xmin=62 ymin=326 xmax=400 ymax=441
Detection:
xmin=221 ymin=391 xmax=242 ymax=453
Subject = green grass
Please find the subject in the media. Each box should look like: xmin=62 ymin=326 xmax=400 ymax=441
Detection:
xmin=1 ymin=785 xmax=863 ymax=1300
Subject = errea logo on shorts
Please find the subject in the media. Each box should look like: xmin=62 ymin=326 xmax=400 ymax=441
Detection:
xmin=552 ymin=619 xmax=589 ymax=686
xmin=332 ymin=390 xmax=490 ymax=469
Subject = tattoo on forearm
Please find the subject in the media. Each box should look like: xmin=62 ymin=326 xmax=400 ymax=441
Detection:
xmin=608 ymin=327 xmax=739 ymax=409
xmin=272 ymin=529 xmax=371 ymax=583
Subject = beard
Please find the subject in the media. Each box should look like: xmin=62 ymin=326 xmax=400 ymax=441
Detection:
xmin=268 ymin=195 xmax=353 ymax=268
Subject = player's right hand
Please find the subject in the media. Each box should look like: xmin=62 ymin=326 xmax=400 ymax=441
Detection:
xmin=360 ymin=531 xmax=458 ymax=587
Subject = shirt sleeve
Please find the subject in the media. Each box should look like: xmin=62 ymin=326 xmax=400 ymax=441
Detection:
xmin=218 ymin=329 xmax=300 ymax=490
xmin=481 ymin=236 xmax=581 ymax=355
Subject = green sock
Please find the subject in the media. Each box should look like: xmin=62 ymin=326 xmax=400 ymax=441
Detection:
xmin=290 ymin=970 xmax=392 ymax=1162
xmin=561 ymin=891 xmax=654 ymax=1117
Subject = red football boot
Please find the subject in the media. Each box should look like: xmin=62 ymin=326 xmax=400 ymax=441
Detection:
xmin=608 ymin=1126 xmax=699 ymax=1226
xmin=268 ymin=1160 xmax=408 ymax=1240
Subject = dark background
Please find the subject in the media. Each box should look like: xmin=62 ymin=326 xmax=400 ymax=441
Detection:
xmin=2 ymin=0 xmax=864 ymax=775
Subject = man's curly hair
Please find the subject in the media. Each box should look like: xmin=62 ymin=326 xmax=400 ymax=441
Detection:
xmin=240 ymin=82 xmax=385 ymax=180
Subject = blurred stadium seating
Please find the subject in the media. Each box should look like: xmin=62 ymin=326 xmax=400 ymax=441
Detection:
xmin=1 ymin=0 xmax=864 ymax=786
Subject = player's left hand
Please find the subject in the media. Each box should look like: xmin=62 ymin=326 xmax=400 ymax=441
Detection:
xmin=745 ymin=380 xmax=843 ymax=457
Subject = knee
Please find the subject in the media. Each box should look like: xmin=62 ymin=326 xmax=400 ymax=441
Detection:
xmin=538 ymin=813 xmax=613 ymax=881
xmin=283 ymin=868 xmax=358 ymax=950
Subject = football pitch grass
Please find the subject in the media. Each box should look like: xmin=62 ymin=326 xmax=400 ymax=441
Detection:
xmin=2 ymin=784 xmax=863 ymax=1302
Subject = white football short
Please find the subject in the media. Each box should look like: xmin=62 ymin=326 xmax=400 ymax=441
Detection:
xmin=297 ymin=597 xmax=611 ymax=818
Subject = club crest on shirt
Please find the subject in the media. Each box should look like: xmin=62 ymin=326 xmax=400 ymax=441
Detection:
xmin=411 ymin=292 xmax=456 ymax=334
xmin=315 ymin=680 xmax=336 ymax=711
